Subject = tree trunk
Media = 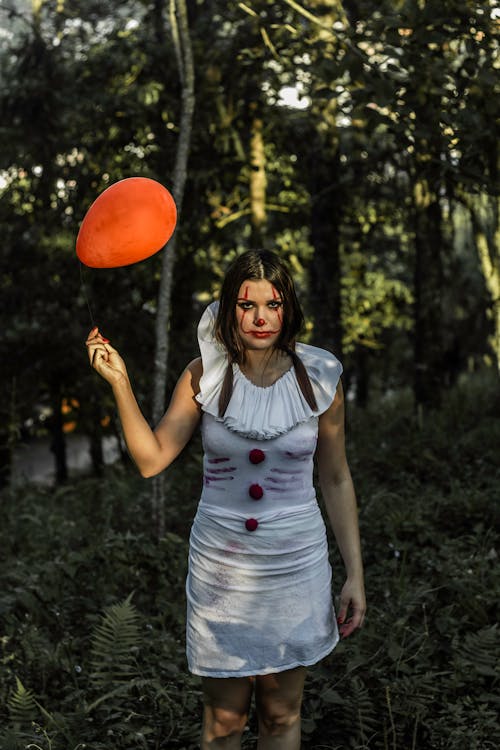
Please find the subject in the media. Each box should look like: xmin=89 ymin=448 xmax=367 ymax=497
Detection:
xmin=0 ymin=437 xmax=11 ymax=489
xmin=469 ymin=201 xmax=500 ymax=373
xmin=308 ymin=147 xmax=343 ymax=359
xmin=298 ymin=6 xmax=345 ymax=360
xmin=412 ymin=177 xmax=444 ymax=409
xmin=458 ymin=139 xmax=499 ymax=373
xmin=49 ymin=383 xmax=68 ymax=484
xmin=355 ymin=346 xmax=369 ymax=408
xmin=151 ymin=0 xmax=195 ymax=538
xmin=0 ymin=378 xmax=17 ymax=489
xmin=249 ymin=107 xmax=267 ymax=247
xmin=89 ymin=418 xmax=104 ymax=477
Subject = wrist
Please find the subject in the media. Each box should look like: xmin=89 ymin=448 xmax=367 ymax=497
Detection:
xmin=111 ymin=372 xmax=130 ymax=390
xmin=345 ymin=565 xmax=364 ymax=582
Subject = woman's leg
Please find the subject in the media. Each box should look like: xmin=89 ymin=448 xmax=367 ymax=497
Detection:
xmin=255 ymin=667 xmax=306 ymax=750
xmin=201 ymin=676 xmax=254 ymax=749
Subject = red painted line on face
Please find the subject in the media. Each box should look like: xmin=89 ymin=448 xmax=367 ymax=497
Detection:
xmin=237 ymin=284 xmax=283 ymax=335
xmin=240 ymin=285 xmax=250 ymax=331
xmin=238 ymin=307 xmax=280 ymax=335
xmin=271 ymin=286 xmax=283 ymax=328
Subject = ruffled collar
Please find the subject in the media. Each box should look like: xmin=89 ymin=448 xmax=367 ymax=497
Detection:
xmin=195 ymin=301 xmax=343 ymax=440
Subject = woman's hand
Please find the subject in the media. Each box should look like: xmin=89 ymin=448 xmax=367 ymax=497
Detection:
xmin=85 ymin=327 xmax=128 ymax=386
xmin=337 ymin=576 xmax=366 ymax=639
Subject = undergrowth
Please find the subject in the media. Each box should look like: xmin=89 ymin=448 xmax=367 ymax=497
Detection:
xmin=0 ymin=370 xmax=498 ymax=749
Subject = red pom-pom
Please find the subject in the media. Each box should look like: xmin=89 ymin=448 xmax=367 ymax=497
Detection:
xmin=249 ymin=484 xmax=264 ymax=500
xmin=245 ymin=518 xmax=259 ymax=532
xmin=249 ymin=449 xmax=265 ymax=464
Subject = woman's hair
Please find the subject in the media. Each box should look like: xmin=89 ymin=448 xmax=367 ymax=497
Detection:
xmin=215 ymin=249 xmax=317 ymax=416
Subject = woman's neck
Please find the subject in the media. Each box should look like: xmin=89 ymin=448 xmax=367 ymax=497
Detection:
xmin=240 ymin=348 xmax=291 ymax=387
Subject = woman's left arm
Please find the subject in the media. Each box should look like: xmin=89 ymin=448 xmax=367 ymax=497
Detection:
xmin=317 ymin=379 xmax=366 ymax=638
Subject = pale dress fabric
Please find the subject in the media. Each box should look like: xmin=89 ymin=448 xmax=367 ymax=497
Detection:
xmin=186 ymin=302 xmax=343 ymax=677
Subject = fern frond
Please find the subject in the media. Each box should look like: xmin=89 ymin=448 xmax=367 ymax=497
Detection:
xmin=8 ymin=676 xmax=37 ymax=725
xmin=0 ymin=729 xmax=22 ymax=750
xmin=351 ymin=676 xmax=379 ymax=739
xmin=455 ymin=625 xmax=499 ymax=679
xmin=89 ymin=592 xmax=141 ymax=688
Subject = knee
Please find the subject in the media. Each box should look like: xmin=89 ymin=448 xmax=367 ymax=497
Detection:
xmin=203 ymin=705 xmax=248 ymax=742
xmin=258 ymin=704 xmax=301 ymax=736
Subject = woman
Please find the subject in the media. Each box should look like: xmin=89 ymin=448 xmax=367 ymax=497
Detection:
xmin=86 ymin=249 xmax=365 ymax=750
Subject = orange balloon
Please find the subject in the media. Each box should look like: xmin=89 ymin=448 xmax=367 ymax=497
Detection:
xmin=76 ymin=177 xmax=177 ymax=268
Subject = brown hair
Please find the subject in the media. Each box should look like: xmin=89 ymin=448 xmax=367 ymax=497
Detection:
xmin=215 ymin=249 xmax=317 ymax=416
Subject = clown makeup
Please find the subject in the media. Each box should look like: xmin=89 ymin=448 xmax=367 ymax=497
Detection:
xmin=236 ymin=279 xmax=283 ymax=347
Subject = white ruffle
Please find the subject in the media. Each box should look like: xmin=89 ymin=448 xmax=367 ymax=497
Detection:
xmin=195 ymin=301 xmax=343 ymax=440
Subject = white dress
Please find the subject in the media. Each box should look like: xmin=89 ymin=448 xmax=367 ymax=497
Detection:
xmin=186 ymin=302 xmax=343 ymax=677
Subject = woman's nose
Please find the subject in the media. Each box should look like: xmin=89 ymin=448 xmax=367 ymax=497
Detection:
xmin=255 ymin=315 xmax=266 ymax=327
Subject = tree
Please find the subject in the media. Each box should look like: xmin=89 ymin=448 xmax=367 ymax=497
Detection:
xmin=150 ymin=0 xmax=195 ymax=537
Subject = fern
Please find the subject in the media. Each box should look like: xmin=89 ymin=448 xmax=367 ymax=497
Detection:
xmin=0 ymin=729 xmax=22 ymax=750
xmin=351 ymin=676 xmax=379 ymax=745
xmin=89 ymin=592 xmax=141 ymax=688
xmin=454 ymin=625 xmax=499 ymax=681
xmin=7 ymin=676 xmax=38 ymax=726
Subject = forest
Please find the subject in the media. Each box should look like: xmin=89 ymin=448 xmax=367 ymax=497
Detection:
xmin=0 ymin=1 xmax=498 ymax=748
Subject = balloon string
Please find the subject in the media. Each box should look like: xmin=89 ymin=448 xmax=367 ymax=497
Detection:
xmin=79 ymin=262 xmax=96 ymax=329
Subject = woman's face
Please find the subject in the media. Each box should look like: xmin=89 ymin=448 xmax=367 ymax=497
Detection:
xmin=235 ymin=279 xmax=283 ymax=350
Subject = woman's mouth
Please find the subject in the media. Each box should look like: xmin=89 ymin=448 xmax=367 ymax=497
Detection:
xmin=249 ymin=331 xmax=277 ymax=338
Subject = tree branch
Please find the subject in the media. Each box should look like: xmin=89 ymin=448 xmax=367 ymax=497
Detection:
xmin=281 ymin=0 xmax=349 ymax=33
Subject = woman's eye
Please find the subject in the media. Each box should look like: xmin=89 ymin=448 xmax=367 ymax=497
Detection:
xmin=237 ymin=302 xmax=253 ymax=310
xmin=268 ymin=301 xmax=282 ymax=310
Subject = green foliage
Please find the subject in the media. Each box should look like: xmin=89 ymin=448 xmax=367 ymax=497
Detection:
xmin=89 ymin=594 xmax=141 ymax=688
xmin=0 ymin=467 xmax=199 ymax=748
xmin=8 ymin=677 xmax=38 ymax=726
xmin=1 ymin=372 xmax=499 ymax=748
xmin=0 ymin=0 xmax=497 ymax=485
xmin=342 ymin=252 xmax=413 ymax=352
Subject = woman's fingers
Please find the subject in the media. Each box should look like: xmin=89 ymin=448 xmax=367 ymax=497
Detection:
xmin=85 ymin=327 xmax=113 ymax=367
xmin=86 ymin=336 xmax=111 ymax=369
xmin=85 ymin=329 xmax=127 ymax=386
xmin=86 ymin=327 xmax=109 ymax=345
xmin=337 ymin=582 xmax=366 ymax=639
xmin=89 ymin=343 xmax=110 ymax=368
xmin=336 ymin=604 xmax=348 ymax=627
xmin=85 ymin=326 xmax=99 ymax=344
xmin=339 ymin=607 xmax=365 ymax=639
xmin=339 ymin=619 xmax=356 ymax=639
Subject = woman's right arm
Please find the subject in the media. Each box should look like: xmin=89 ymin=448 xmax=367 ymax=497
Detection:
xmin=86 ymin=328 xmax=202 ymax=478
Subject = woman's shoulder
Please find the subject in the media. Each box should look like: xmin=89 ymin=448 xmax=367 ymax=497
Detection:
xmin=295 ymin=342 xmax=343 ymax=414
xmin=187 ymin=356 xmax=203 ymax=373
xmin=182 ymin=357 xmax=203 ymax=396
xmin=296 ymin=342 xmax=343 ymax=373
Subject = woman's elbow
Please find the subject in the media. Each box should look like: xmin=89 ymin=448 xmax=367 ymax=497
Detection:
xmin=320 ymin=467 xmax=352 ymax=490
xmin=136 ymin=459 xmax=163 ymax=479
xmin=134 ymin=441 xmax=176 ymax=478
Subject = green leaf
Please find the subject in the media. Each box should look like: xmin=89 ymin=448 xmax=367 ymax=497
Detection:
xmin=7 ymin=677 xmax=37 ymax=725
xmin=89 ymin=593 xmax=141 ymax=689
